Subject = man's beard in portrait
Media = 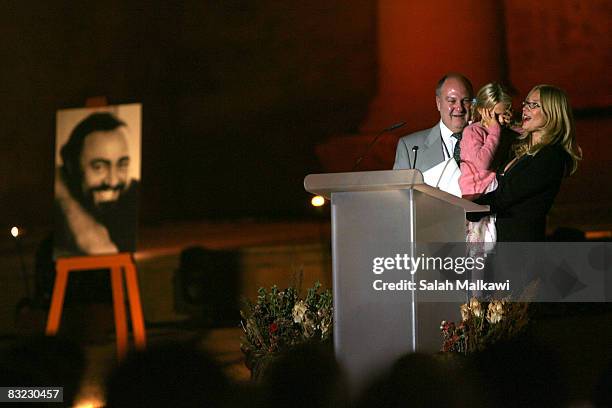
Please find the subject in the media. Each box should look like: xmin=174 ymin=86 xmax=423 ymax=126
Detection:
xmin=82 ymin=182 xmax=129 ymax=216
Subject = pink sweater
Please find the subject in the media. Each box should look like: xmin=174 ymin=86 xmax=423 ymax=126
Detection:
xmin=459 ymin=122 xmax=501 ymax=195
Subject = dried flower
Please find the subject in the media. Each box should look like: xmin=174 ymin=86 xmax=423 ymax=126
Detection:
xmin=320 ymin=319 xmax=331 ymax=336
xmin=292 ymin=300 xmax=308 ymax=324
xmin=440 ymin=320 xmax=446 ymax=330
xmin=303 ymin=314 xmax=316 ymax=337
xmin=460 ymin=303 xmax=470 ymax=321
xmin=441 ymin=296 xmax=529 ymax=354
xmin=469 ymin=297 xmax=483 ymax=318
xmin=240 ymin=282 xmax=333 ymax=374
xmin=486 ymin=300 xmax=505 ymax=324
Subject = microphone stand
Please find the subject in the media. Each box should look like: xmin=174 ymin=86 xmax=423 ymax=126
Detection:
xmin=13 ymin=229 xmax=33 ymax=324
xmin=352 ymin=121 xmax=406 ymax=171
xmin=411 ymin=146 xmax=419 ymax=170
xmin=13 ymin=232 xmax=31 ymax=299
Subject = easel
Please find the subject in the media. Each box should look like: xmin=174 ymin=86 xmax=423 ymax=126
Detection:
xmin=45 ymin=253 xmax=146 ymax=360
xmin=46 ymin=96 xmax=146 ymax=360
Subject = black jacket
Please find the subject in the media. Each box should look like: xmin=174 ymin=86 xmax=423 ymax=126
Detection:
xmin=476 ymin=144 xmax=569 ymax=242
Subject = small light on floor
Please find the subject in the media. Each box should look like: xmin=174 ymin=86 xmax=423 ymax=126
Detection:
xmin=10 ymin=226 xmax=19 ymax=238
xmin=74 ymin=397 xmax=105 ymax=408
xmin=311 ymin=195 xmax=325 ymax=207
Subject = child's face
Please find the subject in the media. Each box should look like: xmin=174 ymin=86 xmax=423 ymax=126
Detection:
xmin=479 ymin=103 xmax=511 ymax=124
xmin=480 ymin=103 xmax=508 ymax=116
xmin=492 ymin=103 xmax=509 ymax=117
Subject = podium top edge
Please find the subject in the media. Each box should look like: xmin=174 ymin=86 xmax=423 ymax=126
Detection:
xmin=304 ymin=170 xmax=424 ymax=196
xmin=304 ymin=170 xmax=489 ymax=212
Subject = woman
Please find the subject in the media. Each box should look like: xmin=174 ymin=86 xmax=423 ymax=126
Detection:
xmin=475 ymin=84 xmax=582 ymax=242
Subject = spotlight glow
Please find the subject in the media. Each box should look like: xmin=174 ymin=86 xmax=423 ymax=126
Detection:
xmin=74 ymin=399 xmax=105 ymax=408
xmin=73 ymin=380 xmax=105 ymax=408
xmin=10 ymin=227 xmax=19 ymax=238
xmin=311 ymin=195 xmax=325 ymax=207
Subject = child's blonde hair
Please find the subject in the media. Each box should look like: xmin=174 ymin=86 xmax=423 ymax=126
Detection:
xmin=471 ymin=82 xmax=512 ymax=124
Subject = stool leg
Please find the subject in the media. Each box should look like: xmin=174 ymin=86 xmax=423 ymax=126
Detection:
xmin=124 ymin=263 xmax=147 ymax=349
xmin=110 ymin=266 xmax=128 ymax=360
xmin=45 ymin=267 xmax=70 ymax=335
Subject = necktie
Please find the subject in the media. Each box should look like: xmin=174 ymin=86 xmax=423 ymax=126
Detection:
xmin=451 ymin=132 xmax=462 ymax=164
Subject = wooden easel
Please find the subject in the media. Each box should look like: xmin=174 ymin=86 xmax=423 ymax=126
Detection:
xmin=45 ymin=253 xmax=146 ymax=360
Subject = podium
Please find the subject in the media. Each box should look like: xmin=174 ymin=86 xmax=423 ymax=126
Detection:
xmin=304 ymin=169 xmax=488 ymax=393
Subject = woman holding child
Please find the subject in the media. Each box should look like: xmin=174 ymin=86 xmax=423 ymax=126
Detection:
xmin=461 ymin=84 xmax=581 ymax=242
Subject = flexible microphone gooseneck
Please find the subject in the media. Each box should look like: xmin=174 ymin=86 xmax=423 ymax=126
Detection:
xmin=352 ymin=121 xmax=406 ymax=171
xmin=411 ymin=146 xmax=419 ymax=170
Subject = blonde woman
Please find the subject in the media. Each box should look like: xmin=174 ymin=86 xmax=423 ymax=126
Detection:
xmin=475 ymin=85 xmax=581 ymax=242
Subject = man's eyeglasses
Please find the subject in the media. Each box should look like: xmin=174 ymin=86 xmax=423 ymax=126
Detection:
xmin=522 ymin=100 xmax=541 ymax=110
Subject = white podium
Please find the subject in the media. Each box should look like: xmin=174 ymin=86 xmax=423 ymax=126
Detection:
xmin=305 ymin=169 xmax=488 ymax=393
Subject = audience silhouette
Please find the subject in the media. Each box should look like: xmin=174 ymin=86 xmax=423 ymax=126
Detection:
xmin=105 ymin=340 xmax=239 ymax=408
xmin=0 ymin=335 xmax=85 ymax=407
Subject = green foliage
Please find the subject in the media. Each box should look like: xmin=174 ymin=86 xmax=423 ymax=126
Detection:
xmin=240 ymin=282 xmax=333 ymax=368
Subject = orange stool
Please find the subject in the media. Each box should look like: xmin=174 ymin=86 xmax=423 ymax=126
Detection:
xmin=45 ymin=253 xmax=146 ymax=360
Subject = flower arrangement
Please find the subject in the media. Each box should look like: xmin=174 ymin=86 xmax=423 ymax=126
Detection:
xmin=240 ymin=281 xmax=333 ymax=376
xmin=440 ymin=297 xmax=530 ymax=354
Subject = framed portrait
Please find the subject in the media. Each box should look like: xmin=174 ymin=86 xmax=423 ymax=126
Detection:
xmin=54 ymin=104 xmax=142 ymax=258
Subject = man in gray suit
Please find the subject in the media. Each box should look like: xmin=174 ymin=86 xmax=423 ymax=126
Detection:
xmin=394 ymin=73 xmax=474 ymax=171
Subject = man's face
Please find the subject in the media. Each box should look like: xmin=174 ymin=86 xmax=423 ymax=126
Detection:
xmin=79 ymin=128 xmax=130 ymax=206
xmin=436 ymin=77 xmax=472 ymax=133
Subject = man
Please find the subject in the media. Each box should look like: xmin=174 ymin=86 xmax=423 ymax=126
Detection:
xmin=55 ymin=112 xmax=139 ymax=256
xmin=394 ymin=73 xmax=474 ymax=171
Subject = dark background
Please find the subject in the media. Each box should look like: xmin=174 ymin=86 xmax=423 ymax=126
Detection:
xmin=0 ymin=0 xmax=610 ymax=232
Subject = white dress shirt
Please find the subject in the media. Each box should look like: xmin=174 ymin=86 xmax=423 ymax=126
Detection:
xmin=439 ymin=120 xmax=457 ymax=160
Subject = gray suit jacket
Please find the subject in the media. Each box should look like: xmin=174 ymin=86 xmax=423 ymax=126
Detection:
xmin=393 ymin=125 xmax=445 ymax=172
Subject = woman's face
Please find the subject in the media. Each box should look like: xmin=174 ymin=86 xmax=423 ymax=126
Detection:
xmin=521 ymin=90 xmax=546 ymax=133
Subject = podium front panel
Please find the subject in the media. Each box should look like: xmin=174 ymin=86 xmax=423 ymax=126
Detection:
xmin=331 ymin=189 xmax=417 ymax=392
xmin=414 ymin=190 xmax=465 ymax=242
xmin=331 ymin=188 xmax=465 ymax=393
xmin=413 ymin=190 xmax=465 ymax=351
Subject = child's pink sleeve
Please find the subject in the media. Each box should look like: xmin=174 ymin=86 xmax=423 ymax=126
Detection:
xmin=461 ymin=124 xmax=501 ymax=170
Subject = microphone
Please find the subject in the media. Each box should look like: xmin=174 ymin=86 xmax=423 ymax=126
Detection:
xmin=352 ymin=121 xmax=406 ymax=171
xmin=411 ymin=146 xmax=419 ymax=170
xmin=384 ymin=121 xmax=406 ymax=132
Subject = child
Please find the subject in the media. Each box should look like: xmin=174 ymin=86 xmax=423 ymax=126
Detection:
xmin=459 ymin=83 xmax=516 ymax=249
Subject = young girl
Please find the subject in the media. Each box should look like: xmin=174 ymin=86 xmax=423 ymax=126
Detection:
xmin=459 ymin=83 xmax=517 ymax=248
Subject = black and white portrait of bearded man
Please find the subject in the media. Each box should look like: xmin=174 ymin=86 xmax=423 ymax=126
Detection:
xmin=55 ymin=111 xmax=139 ymax=256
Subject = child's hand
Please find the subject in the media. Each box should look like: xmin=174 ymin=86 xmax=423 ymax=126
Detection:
xmin=481 ymin=109 xmax=499 ymax=128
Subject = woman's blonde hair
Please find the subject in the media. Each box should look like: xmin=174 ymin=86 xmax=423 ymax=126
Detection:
xmin=471 ymin=82 xmax=512 ymax=124
xmin=514 ymin=84 xmax=582 ymax=175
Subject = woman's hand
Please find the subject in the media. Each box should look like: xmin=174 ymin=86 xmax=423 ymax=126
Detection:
xmin=499 ymin=108 xmax=513 ymax=127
